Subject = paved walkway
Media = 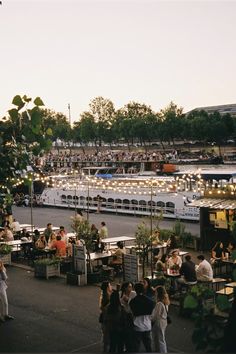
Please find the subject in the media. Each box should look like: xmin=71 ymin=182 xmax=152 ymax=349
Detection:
xmin=0 ymin=265 xmax=197 ymax=353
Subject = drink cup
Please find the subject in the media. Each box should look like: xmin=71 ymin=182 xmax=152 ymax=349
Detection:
xmin=225 ymin=252 xmax=229 ymax=260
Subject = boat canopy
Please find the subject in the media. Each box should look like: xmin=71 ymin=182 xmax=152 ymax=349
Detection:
xmin=187 ymin=198 xmax=236 ymax=209
xmin=174 ymin=169 xmax=236 ymax=181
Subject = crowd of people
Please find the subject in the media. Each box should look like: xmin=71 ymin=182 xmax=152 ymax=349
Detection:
xmin=99 ymin=280 xmax=170 ymax=353
xmin=35 ymin=149 xmax=219 ymax=173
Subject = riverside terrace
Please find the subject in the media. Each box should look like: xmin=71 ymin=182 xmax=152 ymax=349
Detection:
xmin=1 ymin=208 xmax=235 ymax=352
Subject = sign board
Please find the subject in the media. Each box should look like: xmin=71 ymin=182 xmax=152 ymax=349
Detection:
xmin=73 ymin=244 xmax=87 ymax=279
xmin=123 ymin=253 xmax=138 ymax=283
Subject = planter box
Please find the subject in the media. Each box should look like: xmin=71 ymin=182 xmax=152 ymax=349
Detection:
xmin=0 ymin=253 xmax=11 ymax=265
xmin=66 ymin=272 xmax=87 ymax=286
xmin=34 ymin=263 xmax=60 ymax=280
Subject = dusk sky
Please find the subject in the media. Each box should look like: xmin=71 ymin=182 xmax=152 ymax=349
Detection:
xmin=1 ymin=0 xmax=236 ymax=123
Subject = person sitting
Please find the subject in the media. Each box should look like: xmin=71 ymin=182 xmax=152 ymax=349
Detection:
xmin=48 ymin=232 xmax=57 ymax=248
xmin=211 ymin=241 xmax=225 ymax=263
xmin=50 ymin=235 xmax=66 ymax=257
xmin=20 ymin=228 xmax=31 ymax=240
xmin=225 ymin=241 xmax=235 ymax=259
xmin=32 ymin=229 xmax=40 ymax=244
xmin=10 ymin=218 xmax=21 ymax=236
xmin=167 ymin=249 xmax=182 ymax=272
xmin=35 ymin=235 xmax=47 ymax=250
xmin=196 ymin=255 xmax=213 ymax=282
xmin=57 ymin=226 xmax=67 ymax=243
xmin=178 ymin=254 xmax=197 ymax=288
xmin=155 ymin=254 xmax=168 ymax=274
xmin=110 ymin=241 xmax=125 ymax=266
xmin=2 ymin=226 xmax=14 ymax=241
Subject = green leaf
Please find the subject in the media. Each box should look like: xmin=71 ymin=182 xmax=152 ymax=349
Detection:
xmin=216 ymin=295 xmax=231 ymax=311
xmin=12 ymin=95 xmax=24 ymax=110
xmin=22 ymin=95 xmax=32 ymax=103
xmin=183 ymin=294 xmax=198 ymax=309
xmin=232 ymin=269 xmax=236 ymax=281
xmin=33 ymin=97 xmax=44 ymax=106
xmin=46 ymin=127 xmax=53 ymax=136
xmin=8 ymin=108 xmax=19 ymax=121
xmin=31 ymin=109 xmax=42 ymax=126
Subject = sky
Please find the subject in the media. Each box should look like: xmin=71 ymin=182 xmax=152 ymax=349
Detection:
xmin=1 ymin=0 xmax=236 ymax=123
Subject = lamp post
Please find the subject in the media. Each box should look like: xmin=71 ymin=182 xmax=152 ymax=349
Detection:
xmin=68 ymin=103 xmax=71 ymax=127
xmin=150 ymin=180 xmax=154 ymax=278
xmin=86 ymin=177 xmax=90 ymax=221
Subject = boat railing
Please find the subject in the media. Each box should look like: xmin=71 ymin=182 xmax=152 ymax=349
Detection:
xmin=41 ymin=196 xmax=199 ymax=220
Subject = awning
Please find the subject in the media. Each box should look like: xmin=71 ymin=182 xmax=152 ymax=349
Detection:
xmin=188 ymin=198 xmax=236 ymax=209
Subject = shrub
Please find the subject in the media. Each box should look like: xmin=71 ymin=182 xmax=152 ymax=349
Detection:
xmin=0 ymin=244 xmax=13 ymax=255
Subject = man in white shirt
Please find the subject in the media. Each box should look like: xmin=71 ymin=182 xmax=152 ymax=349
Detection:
xmin=11 ymin=219 xmax=21 ymax=233
xmin=196 ymin=255 xmax=213 ymax=282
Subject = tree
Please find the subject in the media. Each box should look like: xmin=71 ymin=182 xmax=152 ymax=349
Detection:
xmin=41 ymin=109 xmax=72 ymax=143
xmin=158 ymin=101 xmax=184 ymax=146
xmin=89 ymin=97 xmax=115 ymax=146
xmin=0 ymin=95 xmax=52 ymax=191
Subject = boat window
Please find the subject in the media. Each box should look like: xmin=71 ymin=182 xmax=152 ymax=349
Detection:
xmin=115 ymin=199 xmax=122 ymax=203
xmin=61 ymin=195 xmax=66 ymax=200
xmin=156 ymin=201 xmax=165 ymax=208
xmin=80 ymin=196 xmax=85 ymax=200
xmin=148 ymin=200 xmax=156 ymax=206
xmin=123 ymin=199 xmax=130 ymax=209
xmin=73 ymin=196 xmax=79 ymax=200
xmin=67 ymin=195 xmax=72 ymax=200
xmin=108 ymin=198 xmax=114 ymax=203
xmin=139 ymin=200 xmax=147 ymax=205
xmin=166 ymin=201 xmax=175 ymax=214
xmin=131 ymin=199 xmax=138 ymax=204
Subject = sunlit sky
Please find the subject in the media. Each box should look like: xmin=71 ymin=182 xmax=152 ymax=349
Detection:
xmin=1 ymin=0 xmax=236 ymax=123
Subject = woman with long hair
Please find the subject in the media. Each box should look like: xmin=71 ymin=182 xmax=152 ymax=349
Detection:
xmin=99 ymin=281 xmax=113 ymax=352
xmin=151 ymin=286 xmax=170 ymax=353
xmin=104 ymin=290 xmax=126 ymax=352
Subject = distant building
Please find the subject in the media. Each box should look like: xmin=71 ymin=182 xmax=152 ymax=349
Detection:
xmin=187 ymin=103 xmax=236 ymax=117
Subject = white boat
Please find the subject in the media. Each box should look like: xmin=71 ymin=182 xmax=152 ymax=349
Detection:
xmin=39 ymin=167 xmax=236 ymax=221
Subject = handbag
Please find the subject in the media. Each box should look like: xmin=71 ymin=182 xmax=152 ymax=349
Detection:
xmin=165 ymin=305 xmax=171 ymax=325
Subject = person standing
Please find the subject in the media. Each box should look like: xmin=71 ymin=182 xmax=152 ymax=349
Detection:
xmin=99 ymin=281 xmax=113 ymax=352
xmin=104 ymin=290 xmax=126 ymax=353
xmin=99 ymin=221 xmax=108 ymax=239
xmin=129 ymin=282 xmax=154 ymax=352
xmin=151 ymin=286 xmax=170 ymax=353
xmin=44 ymin=223 xmax=53 ymax=242
xmin=0 ymin=260 xmax=14 ymax=322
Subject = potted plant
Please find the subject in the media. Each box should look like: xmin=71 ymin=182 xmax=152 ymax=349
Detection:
xmin=0 ymin=244 xmax=12 ymax=265
xmin=34 ymin=257 xmax=61 ymax=279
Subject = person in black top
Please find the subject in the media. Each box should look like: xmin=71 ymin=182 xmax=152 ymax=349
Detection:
xmin=129 ymin=282 xmax=154 ymax=352
xmin=178 ymin=254 xmax=197 ymax=286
